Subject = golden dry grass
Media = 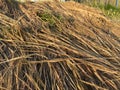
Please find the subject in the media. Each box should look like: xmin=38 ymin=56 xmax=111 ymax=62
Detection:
xmin=0 ymin=0 xmax=120 ymax=90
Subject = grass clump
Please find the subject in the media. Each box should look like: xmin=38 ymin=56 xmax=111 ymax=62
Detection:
xmin=98 ymin=4 xmax=120 ymax=19
xmin=88 ymin=2 xmax=120 ymax=20
xmin=37 ymin=11 xmax=56 ymax=27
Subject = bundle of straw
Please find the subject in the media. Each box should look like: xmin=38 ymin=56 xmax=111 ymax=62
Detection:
xmin=0 ymin=0 xmax=120 ymax=90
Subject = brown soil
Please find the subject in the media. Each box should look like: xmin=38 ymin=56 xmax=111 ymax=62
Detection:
xmin=0 ymin=1 xmax=120 ymax=90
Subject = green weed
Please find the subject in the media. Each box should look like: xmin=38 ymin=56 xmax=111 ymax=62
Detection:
xmin=37 ymin=11 xmax=56 ymax=27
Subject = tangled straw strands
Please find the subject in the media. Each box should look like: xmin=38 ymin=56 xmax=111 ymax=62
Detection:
xmin=0 ymin=0 xmax=120 ymax=90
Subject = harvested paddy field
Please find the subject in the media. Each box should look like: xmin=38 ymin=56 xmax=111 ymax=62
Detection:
xmin=0 ymin=0 xmax=120 ymax=90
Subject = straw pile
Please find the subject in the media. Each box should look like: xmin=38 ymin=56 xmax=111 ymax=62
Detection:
xmin=0 ymin=0 xmax=120 ymax=90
